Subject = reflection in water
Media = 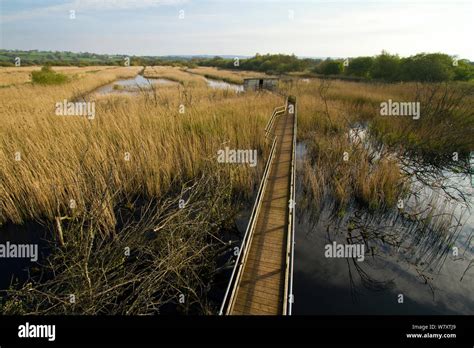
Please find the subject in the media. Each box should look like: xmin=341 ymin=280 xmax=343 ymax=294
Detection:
xmin=92 ymin=75 xmax=244 ymax=96
xmin=204 ymin=78 xmax=244 ymax=92
xmin=93 ymin=75 xmax=177 ymax=96
xmin=294 ymin=142 xmax=474 ymax=315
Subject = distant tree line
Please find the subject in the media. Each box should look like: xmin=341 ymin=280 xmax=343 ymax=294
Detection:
xmin=195 ymin=54 xmax=321 ymax=74
xmin=314 ymin=51 xmax=474 ymax=82
xmin=195 ymin=52 xmax=473 ymax=82
xmin=1 ymin=49 xmax=472 ymax=82
xmin=0 ymin=50 xmax=189 ymax=67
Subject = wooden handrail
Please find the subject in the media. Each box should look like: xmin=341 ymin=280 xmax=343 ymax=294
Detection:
xmin=219 ymin=135 xmax=279 ymax=315
xmin=265 ymin=105 xmax=286 ymax=139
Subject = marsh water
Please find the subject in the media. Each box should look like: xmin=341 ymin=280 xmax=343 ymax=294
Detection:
xmin=293 ymin=141 xmax=474 ymax=315
xmin=204 ymin=78 xmax=244 ymax=92
xmin=92 ymin=74 xmax=178 ymax=95
xmin=0 ymin=221 xmax=50 ymax=289
xmin=92 ymin=74 xmax=243 ymax=96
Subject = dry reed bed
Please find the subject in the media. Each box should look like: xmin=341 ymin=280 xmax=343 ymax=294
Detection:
xmin=288 ymin=78 xmax=473 ymax=212
xmin=0 ymin=66 xmax=283 ymax=315
xmin=0 ymin=75 xmax=280 ymax=230
xmin=0 ymin=66 xmax=118 ymax=87
xmin=285 ymin=79 xmax=413 ymax=210
xmin=0 ymin=66 xmax=142 ymax=117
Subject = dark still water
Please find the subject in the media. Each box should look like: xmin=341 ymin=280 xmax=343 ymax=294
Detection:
xmin=0 ymin=221 xmax=50 ymax=290
xmin=293 ymin=145 xmax=474 ymax=315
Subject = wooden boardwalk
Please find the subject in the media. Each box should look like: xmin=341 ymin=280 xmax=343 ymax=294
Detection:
xmin=220 ymin=98 xmax=296 ymax=315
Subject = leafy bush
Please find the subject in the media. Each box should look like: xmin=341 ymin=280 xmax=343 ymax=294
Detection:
xmin=316 ymin=59 xmax=343 ymax=75
xmin=400 ymin=53 xmax=454 ymax=82
xmin=345 ymin=56 xmax=373 ymax=77
xmin=453 ymin=59 xmax=474 ymax=81
xmin=31 ymin=66 xmax=69 ymax=85
xmin=369 ymin=51 xmax=401 ymax=81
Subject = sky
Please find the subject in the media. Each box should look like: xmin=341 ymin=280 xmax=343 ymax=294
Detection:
xmin=0 ymin=0 xmax=473 ymax=59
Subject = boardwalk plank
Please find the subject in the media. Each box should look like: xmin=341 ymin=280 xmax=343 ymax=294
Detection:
xmin=229 ymin=105 xmax=295 ymax=316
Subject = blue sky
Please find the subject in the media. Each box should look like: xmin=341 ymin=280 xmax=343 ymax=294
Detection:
xmin=1 ymin=0 xmax=473 ymax=59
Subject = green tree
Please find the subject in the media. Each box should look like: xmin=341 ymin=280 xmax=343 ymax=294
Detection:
xmin=317 ymin=59 xmax=343 ymax=75
xmin=345 ymin=56 xmax=373 ymax=77
xmin=453 ymin=59 xmax=474 ymax=81
xmin=400 ymin=53 xmax=454 ymax=82
xmin=370 ymin=51 xmax=401 ymax=81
